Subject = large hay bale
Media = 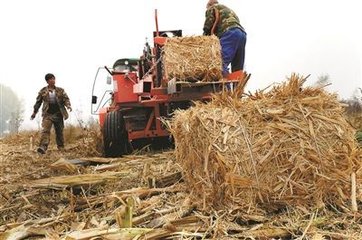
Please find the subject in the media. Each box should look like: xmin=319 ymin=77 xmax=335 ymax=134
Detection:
xmin=163 ymin=35 xmax=223 ymax=82
xmin=168 ymin=74 xmax=362 ymax=213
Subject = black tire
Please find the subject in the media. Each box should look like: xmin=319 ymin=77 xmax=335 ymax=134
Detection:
xmin=103 ymin=111 xmax=129 ymax=157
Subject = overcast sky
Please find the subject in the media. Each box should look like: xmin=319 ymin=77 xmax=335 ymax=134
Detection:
xmin=0 ymin=0 xmax=361 ymax=130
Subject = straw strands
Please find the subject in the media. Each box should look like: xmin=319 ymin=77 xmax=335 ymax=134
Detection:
xmin=168 ymin=74 xmax=362 ymax=213
xmin=163 ymin=35 xmax=223 ymax=82
xmin=1 ymin=117 xmax=362 ymax=238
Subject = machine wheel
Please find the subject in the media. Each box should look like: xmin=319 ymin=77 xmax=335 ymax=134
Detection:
xmin=103 ymin=111 xmax=130 ymax=157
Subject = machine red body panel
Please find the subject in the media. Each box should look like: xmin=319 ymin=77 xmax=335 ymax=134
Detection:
xmin=98 ymin=107 xmax=108 ymax=129
xmin=113 ymin=73 xmax=139 ymax=103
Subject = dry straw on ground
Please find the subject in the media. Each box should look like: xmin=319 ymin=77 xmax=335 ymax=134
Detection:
xmin=1 ymin=111 xmax=362 ymax=238
xmin=163 ymin=35 xmax=223 ymax=82
xmin=168 ymin=74 xmax=362 ymax=213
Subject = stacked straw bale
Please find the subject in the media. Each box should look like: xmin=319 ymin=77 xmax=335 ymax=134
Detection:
xmin=168 ymin=74 xmax=362 ymax=213
xmin=163 ymin=35 xmax=223 ymax=82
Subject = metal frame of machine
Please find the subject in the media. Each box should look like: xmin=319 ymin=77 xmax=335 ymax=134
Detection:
xmin=91 ymin=10 xmax=248 ymax=157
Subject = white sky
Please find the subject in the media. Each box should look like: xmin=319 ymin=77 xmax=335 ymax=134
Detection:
xmin=1 ymin=0 xmax=361 ymax=130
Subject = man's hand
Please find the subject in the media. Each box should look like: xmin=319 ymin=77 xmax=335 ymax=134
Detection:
xmin=30 ymin=113 xmax=36 ymax=120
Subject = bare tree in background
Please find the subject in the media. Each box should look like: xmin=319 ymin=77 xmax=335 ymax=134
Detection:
xmin=0 ymin=84 xmax=24 ymax=136
xmin=9 ymin=110 xmax=23 ymax=134
xmin=353 ymin=88 xmax=362 ymax=102
xmin=314 ymin=74 xmax=331 ymax=87
xmin=340 ymin=87 xmax=362 ymax=132
xmin=342 ymin=88 xmax=362 ymax=115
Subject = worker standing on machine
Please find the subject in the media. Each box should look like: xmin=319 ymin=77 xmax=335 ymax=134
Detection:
xmin=203 ymin=0 xmax=247 ymax=78
xmin=31 ymin=73 xmax=72 ymax=154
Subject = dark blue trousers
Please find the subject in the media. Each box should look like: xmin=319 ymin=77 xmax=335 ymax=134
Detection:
xmin=220 ymin=28 xmax=247 ymax=76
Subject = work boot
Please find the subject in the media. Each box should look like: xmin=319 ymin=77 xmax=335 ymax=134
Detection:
xmin=37 ymin=147 xmax=46 ymax=154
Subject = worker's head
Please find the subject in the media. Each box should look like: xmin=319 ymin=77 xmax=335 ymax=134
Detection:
xmin=45 ymin=73 xmax=56 ymax=87
xmin=206 ymin=0 xmax=218 ymax=8
xmin=45 ymin=73 xmax=55 ymax=82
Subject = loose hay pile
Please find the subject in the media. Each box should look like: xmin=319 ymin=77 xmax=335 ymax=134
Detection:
xmin=169 ymin=74 xmax=362 ymax=213
xmin=163 ymin=35 xmax=223 ymax=82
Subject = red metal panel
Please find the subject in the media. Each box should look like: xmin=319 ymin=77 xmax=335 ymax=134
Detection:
xmin=98 ymin=107 xmax=108 ymax=129
xmin=227 ymin=70 xmax=246 ymax=80
xmin=128 ymin=129 xmax=169 ymax=140
xmin=113 ymin=73 xmax=139 ymax=103
xmin=154 ymin=36 xmax=166 ymax=45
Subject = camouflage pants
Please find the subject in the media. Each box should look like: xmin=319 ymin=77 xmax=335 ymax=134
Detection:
xmin=39 ymin=112 xmax=64 ymax=150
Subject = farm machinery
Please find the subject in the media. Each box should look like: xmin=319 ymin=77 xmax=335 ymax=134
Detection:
xmin=91 ymin=11 xmax=248 ymax=157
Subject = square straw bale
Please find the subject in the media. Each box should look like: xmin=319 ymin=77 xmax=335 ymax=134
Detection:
xmin=167 ymin=74 xmax=362 ymax=213
xmin=163 ymin=35 xmax=223 ymax=82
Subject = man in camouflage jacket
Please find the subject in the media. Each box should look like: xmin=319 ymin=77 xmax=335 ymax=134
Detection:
xmin=31 ymin=73 xmax=72 ymax=154
xmin=203 ymin=0 xmax=247 ymax=77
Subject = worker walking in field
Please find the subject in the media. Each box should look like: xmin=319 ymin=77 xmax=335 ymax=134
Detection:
xmin=203 ymin=0 xmax=247 ymax=77
xmin=30 ymin=73 xmax=72 ymax=154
